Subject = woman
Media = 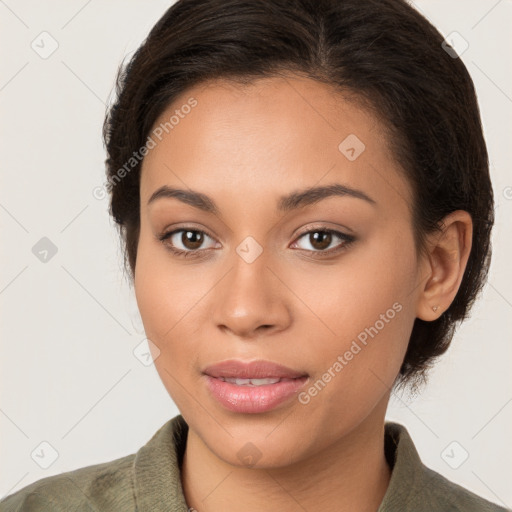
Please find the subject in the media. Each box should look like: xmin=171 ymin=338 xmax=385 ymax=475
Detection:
xmin=1 ymin=0 xmax=507 ymax=510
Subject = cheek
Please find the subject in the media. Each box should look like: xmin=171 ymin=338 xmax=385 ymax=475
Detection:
xmin=291 ymin=229 xmax=417 ymax=402
xmin=134 ymin=228 xmax=201 ymax=382
xmin=134 ymin=245 xmax=199 ymax=409
xmin=134 ymin=226 xmax=203 ymax=341
xmin=285 ymin=226 xmax=417 ymax=343
xmin=133 ymin=226 xmax=223 ymax=405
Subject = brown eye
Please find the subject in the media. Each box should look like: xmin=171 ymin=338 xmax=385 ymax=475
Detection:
xmin=158 ymin=228 xmax=219 ymax=257
xmin=181 ymin=230 xmax=204 ymax=250
xmin=309 ymin=231 xmax=332 ymax=250
xmin=293 ymin=229 xmax=355 ymax=254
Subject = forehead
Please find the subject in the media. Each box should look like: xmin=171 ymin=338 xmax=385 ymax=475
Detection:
xmin=140 ymin=74 xmax=412 ymax=214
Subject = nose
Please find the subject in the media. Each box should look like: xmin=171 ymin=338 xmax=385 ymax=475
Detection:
xmin=212 ymin=250 xmax=292 ymax=340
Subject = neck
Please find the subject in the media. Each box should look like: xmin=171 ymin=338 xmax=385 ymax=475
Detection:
xmin=181 ymin=403 xmax=391 ymax=512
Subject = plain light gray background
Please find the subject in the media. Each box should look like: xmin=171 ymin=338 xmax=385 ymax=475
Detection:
xmin=1 ymin=0 xmax=511 ymax=506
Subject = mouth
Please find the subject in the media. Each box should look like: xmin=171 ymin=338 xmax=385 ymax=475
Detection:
xmin=217 ymin=377 xmax=297 ymax=386
xmin=202 ymin=359 xmax=309 ymax=414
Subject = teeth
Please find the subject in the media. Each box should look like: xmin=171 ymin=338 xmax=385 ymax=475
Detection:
xmin=222 ymin=377 xmax=282 ymax=386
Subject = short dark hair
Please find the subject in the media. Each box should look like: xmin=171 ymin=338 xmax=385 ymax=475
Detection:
xmin=103 ymin=0 xmax=494 ymax=386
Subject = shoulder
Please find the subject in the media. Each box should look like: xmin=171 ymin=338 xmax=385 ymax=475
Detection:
xmin=417 ymin=464 xmax=510 ymax=512
xmin=0 ymin=452 xmax=136 ymax=512
xmin=1 ymin=415 xmax=188 ymax=512
xmin=381 ymin=422 xmax=510 ymax=512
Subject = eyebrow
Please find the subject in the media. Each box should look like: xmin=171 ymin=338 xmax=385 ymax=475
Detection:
xmin=147 ymin=183 xmax=376 ymax=214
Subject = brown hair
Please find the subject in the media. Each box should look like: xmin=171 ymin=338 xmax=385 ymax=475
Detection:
xmin=103 ymin=0 xmax=493 ymax=385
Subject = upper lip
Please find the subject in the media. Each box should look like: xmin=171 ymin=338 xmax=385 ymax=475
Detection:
xmin=203 ymin=359 xmax=307 ymax=379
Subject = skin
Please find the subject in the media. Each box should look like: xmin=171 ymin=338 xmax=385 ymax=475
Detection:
xmin=134 ymin=74 xmax=472 ymax=511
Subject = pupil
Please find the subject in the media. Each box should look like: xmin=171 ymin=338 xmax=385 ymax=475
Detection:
xmin=311 ymin=231 xmax=331 ymax=250
xmin=183 ymin=231 xmax=203 ymax=249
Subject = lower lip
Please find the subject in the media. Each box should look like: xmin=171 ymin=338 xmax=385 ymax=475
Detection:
xmin=204 ymin=376 xmax=309 ymax=413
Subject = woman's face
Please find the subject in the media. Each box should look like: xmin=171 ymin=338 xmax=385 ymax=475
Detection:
xmin=135 ymin=74 xmax=425 ymax=467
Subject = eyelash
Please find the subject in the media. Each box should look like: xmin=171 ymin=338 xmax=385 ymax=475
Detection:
xmin=158 ymin=226 xmax=356 ymax=259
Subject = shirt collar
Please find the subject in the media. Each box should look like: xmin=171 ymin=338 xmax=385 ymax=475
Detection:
xmin=378 ymin=422 xmax=426 ymax=511
xmin=133 ymin=414 xmax=190 ymax=511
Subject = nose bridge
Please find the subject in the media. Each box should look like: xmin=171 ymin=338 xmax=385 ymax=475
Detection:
xmin=212 ymin=240 xmax=291 ymax=337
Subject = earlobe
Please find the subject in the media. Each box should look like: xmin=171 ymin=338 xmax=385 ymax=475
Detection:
xmin=416 ymin=210 xmax=473 ymax=321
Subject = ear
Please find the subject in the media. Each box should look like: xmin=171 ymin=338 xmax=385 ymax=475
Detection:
xmin=416 ymin=210 xmax=473 ymax=321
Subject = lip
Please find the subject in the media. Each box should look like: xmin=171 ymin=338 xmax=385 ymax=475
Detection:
xmin=202 ymin=359 xmax=309 ymax=414
xmin=203 ymin=359 xmax=307 ymax=379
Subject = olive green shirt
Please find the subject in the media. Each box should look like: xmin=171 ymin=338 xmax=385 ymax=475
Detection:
xmin=1 ymin=415 xmax=508 ymax=511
